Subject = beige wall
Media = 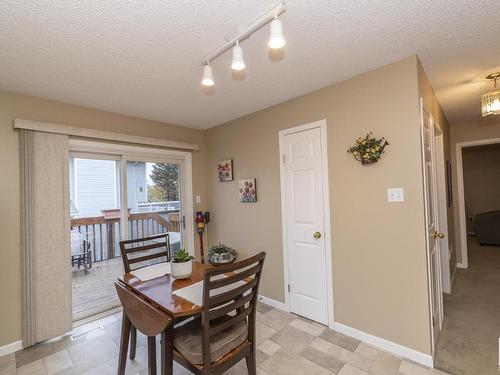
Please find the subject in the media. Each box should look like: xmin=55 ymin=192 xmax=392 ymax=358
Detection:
xmin=206 ymin=56 xmax=433 ymax=354
xmin=463 ymin=145 xmax=500 ymax=222
xmin=2 ymin=56 xmax=451 ymax=356
xmin=450 ymin=117 xmax=500 ymax=263
xmin=417 ymin=61 xmax=457 ymax=276
xmin=0 ymin=91 xmax=207 ymax=347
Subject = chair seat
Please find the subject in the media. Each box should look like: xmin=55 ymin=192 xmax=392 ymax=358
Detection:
xmin=174 ymin=315 xmax=248 ymax=364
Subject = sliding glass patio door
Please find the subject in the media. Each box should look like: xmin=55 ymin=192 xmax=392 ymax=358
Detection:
xmin=70 ymin=154 xmax=123 ymax=320
xmin=69 ymin=141 xmax=193 ymax=321
xmin=124 ymin=158 xmax=185 ymax=256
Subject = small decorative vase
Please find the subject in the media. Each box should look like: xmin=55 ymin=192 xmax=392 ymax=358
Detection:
xmin=171 ymin=260 xmax=193 ymax=279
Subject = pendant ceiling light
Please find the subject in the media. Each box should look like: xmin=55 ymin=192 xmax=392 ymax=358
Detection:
xmin=201 ymin=63 xmax=214 ymax=87
xmin=482 ymin=72 xmax=500 ymax=117
xmin=268 ymin=16 xmax=285 ymax=49
xmin=231 ymin=41 xmax=246 ymax=71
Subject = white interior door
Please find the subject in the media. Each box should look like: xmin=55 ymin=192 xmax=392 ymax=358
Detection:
xmin=420 ymin=101 xmax=444 ymax=351
xmin=282 ymin=126 xmax=329 ymax=325
xmin=434 ymin=131 xmax=451 ymax=294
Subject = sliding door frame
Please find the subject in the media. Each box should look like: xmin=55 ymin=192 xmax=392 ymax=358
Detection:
xmin=69 ymin=139 xmax=195 ymax=256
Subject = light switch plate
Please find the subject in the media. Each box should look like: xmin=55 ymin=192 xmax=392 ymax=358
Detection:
xmin=196 ymin=195 xmax=201 ymax=204
xmin=387 ymin=188 xmax=404 ymax=202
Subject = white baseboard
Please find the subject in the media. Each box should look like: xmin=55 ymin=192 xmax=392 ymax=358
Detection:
xmin=0 ymin=340 xmax=22 ymax=356
xmin=258 ymin=295 xmax=289 ymax=312
xmin=334 ymin=322 xmax=433 ymax=368
xmin=456 ymin=262 xmax=468 ymax=269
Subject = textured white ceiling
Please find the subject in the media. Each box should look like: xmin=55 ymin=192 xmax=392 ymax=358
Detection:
xmin=1 ymin=1 xmax=499 ymax=129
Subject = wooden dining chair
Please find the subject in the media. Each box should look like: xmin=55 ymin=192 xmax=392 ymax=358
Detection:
xmin=115 ymin=282 xmax=173 ymax=375
xmin=119 ymin=233 xmax=171 ymax=360
xmin=173 ymin=252 xmax=266 ymax=375
xmin=119 ymin=232 xmax=171 ymax=273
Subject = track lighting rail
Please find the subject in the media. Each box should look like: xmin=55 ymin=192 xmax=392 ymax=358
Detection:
xmin=201 ymin=1 xmax=286 ymax=65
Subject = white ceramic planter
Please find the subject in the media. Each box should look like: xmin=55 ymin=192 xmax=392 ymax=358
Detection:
xmin=171 ymin=260 xmax=193 ymax=279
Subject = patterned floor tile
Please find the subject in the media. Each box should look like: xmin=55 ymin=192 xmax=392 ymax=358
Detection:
xmin=1 ymin=303 xmax=449 ymax=375
xmin=301 ymin=346 xmax=346 ymax=373
xmin=320 ymin=330 xmax=361 ymax=352
xmin=270 ymin=325 xmax=316 ymax=353
xmin=260 ymin=348 xmax=334 ymax=375
xmin=43 ymin=350 xmax=73 ymax=375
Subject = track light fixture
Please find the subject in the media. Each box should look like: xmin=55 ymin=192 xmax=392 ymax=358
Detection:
xmin=231 ymin=41 xmax=246 ymax=71
xmin=201 ymin=62 xmax=214 ymax=87
xmin=200 ymin=2 xmax=286 ymax=89
xmin=268 ymin=15 xmax=285 ymax=49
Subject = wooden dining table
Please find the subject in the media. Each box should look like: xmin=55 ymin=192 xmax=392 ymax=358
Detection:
xmin=117 ymin=261 xmax=210 ymax=375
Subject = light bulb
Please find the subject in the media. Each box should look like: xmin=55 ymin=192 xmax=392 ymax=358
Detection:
xmin=231 ymin=42 xmax=246 ymax=71
xmin=201 ymin=64 xmax=214 ymax=86
xmin=268 ymin=18 xmax=285 ymax=49
xmin=492 ymin=99 xmax=500 ymax=111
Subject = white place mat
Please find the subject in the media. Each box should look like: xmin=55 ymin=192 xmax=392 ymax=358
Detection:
xmin=172 ymin=276 xmax=246 ymax=307
xmin=131 ymin=262 xmax=171 ymax=281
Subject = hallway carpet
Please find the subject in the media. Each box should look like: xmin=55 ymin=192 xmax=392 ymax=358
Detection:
xmin=435 ymin=238 xmax=500 ymax=375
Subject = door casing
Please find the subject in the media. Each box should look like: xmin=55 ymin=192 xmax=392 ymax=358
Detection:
xmin=455 ymin=136 xmax=500 ymax=269
xmin=278 ymin=119 xmax=335 ymax=329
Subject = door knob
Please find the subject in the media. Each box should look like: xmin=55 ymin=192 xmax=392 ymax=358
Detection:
xmin=432 ymin=231 xmax=445 ymax=239
xmin=313 ymin=232 xmax=322 ymax=239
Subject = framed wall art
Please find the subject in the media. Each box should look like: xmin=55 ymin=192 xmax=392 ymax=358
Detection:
xmin=239 ymin=178 xmax=257 ymax=203
xmin=217 ymin=159 xmax=233 ymax=182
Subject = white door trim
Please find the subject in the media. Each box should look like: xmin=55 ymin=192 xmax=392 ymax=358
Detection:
xmin=278 ymin=119 xmax=335 ymax=329
xmin=455 ymin=136 xmax=500 ymax=269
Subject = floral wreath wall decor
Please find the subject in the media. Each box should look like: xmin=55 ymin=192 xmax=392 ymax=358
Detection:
xmin=348 ymin=132 xmax=389 ymax=165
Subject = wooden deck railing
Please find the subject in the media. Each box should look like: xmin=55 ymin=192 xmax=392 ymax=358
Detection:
xmin=71 ymin=211 xmax=180 ymax=262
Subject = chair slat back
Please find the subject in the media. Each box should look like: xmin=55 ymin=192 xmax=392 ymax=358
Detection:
xmin=200 ymin=252 xmax=266 ymax=368
xmin=119 ymin=233 xmax=170 ymax=273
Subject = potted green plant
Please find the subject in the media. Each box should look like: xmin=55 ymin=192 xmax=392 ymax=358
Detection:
xmin=208 ymin=243 xmax=237 ymax=265
xmin=171 ymin=249 xmax=194 ymax=279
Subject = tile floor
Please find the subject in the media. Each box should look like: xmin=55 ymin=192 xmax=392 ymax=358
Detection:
xmin=0 ymin=303 xmax=449 ymax=375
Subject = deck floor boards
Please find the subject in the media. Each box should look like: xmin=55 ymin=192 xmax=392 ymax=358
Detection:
xmin=72 ymin=257 xmax=123 ymax=319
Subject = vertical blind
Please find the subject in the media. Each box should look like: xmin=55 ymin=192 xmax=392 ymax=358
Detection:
xmin=20 ymin=130 xmax=72 ymax=347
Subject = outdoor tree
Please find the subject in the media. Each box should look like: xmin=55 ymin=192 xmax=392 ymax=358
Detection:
xmin=147 ymin=185 xmax=166 ymax=202
xmin=149 ymin=163 xmax=179 ymax=201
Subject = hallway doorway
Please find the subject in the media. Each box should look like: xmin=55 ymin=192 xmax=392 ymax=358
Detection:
xmin=436 ymin=143 xmax=500 ymax=374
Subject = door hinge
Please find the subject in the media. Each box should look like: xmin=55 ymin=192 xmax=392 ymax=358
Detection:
xmin=182 ymin=215 xmax=186 ymax=230
xmin=287 ymin=284 xmax=291 ymax=293
xmin=282 ymin=154 xmax=286 ymax=163
xmin=432 ymin=316 xmax=435 ymax=326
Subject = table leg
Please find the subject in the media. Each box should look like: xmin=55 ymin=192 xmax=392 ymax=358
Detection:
xmin=148 ymin=336 xmax=157 ymax=375
xmin=161 ymin=325 xmax=174 ymax=375
xmin=117 ymin=313 xmax=131 ymax=375
xmin=130 ymin=326 xmax=137 ymax=360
